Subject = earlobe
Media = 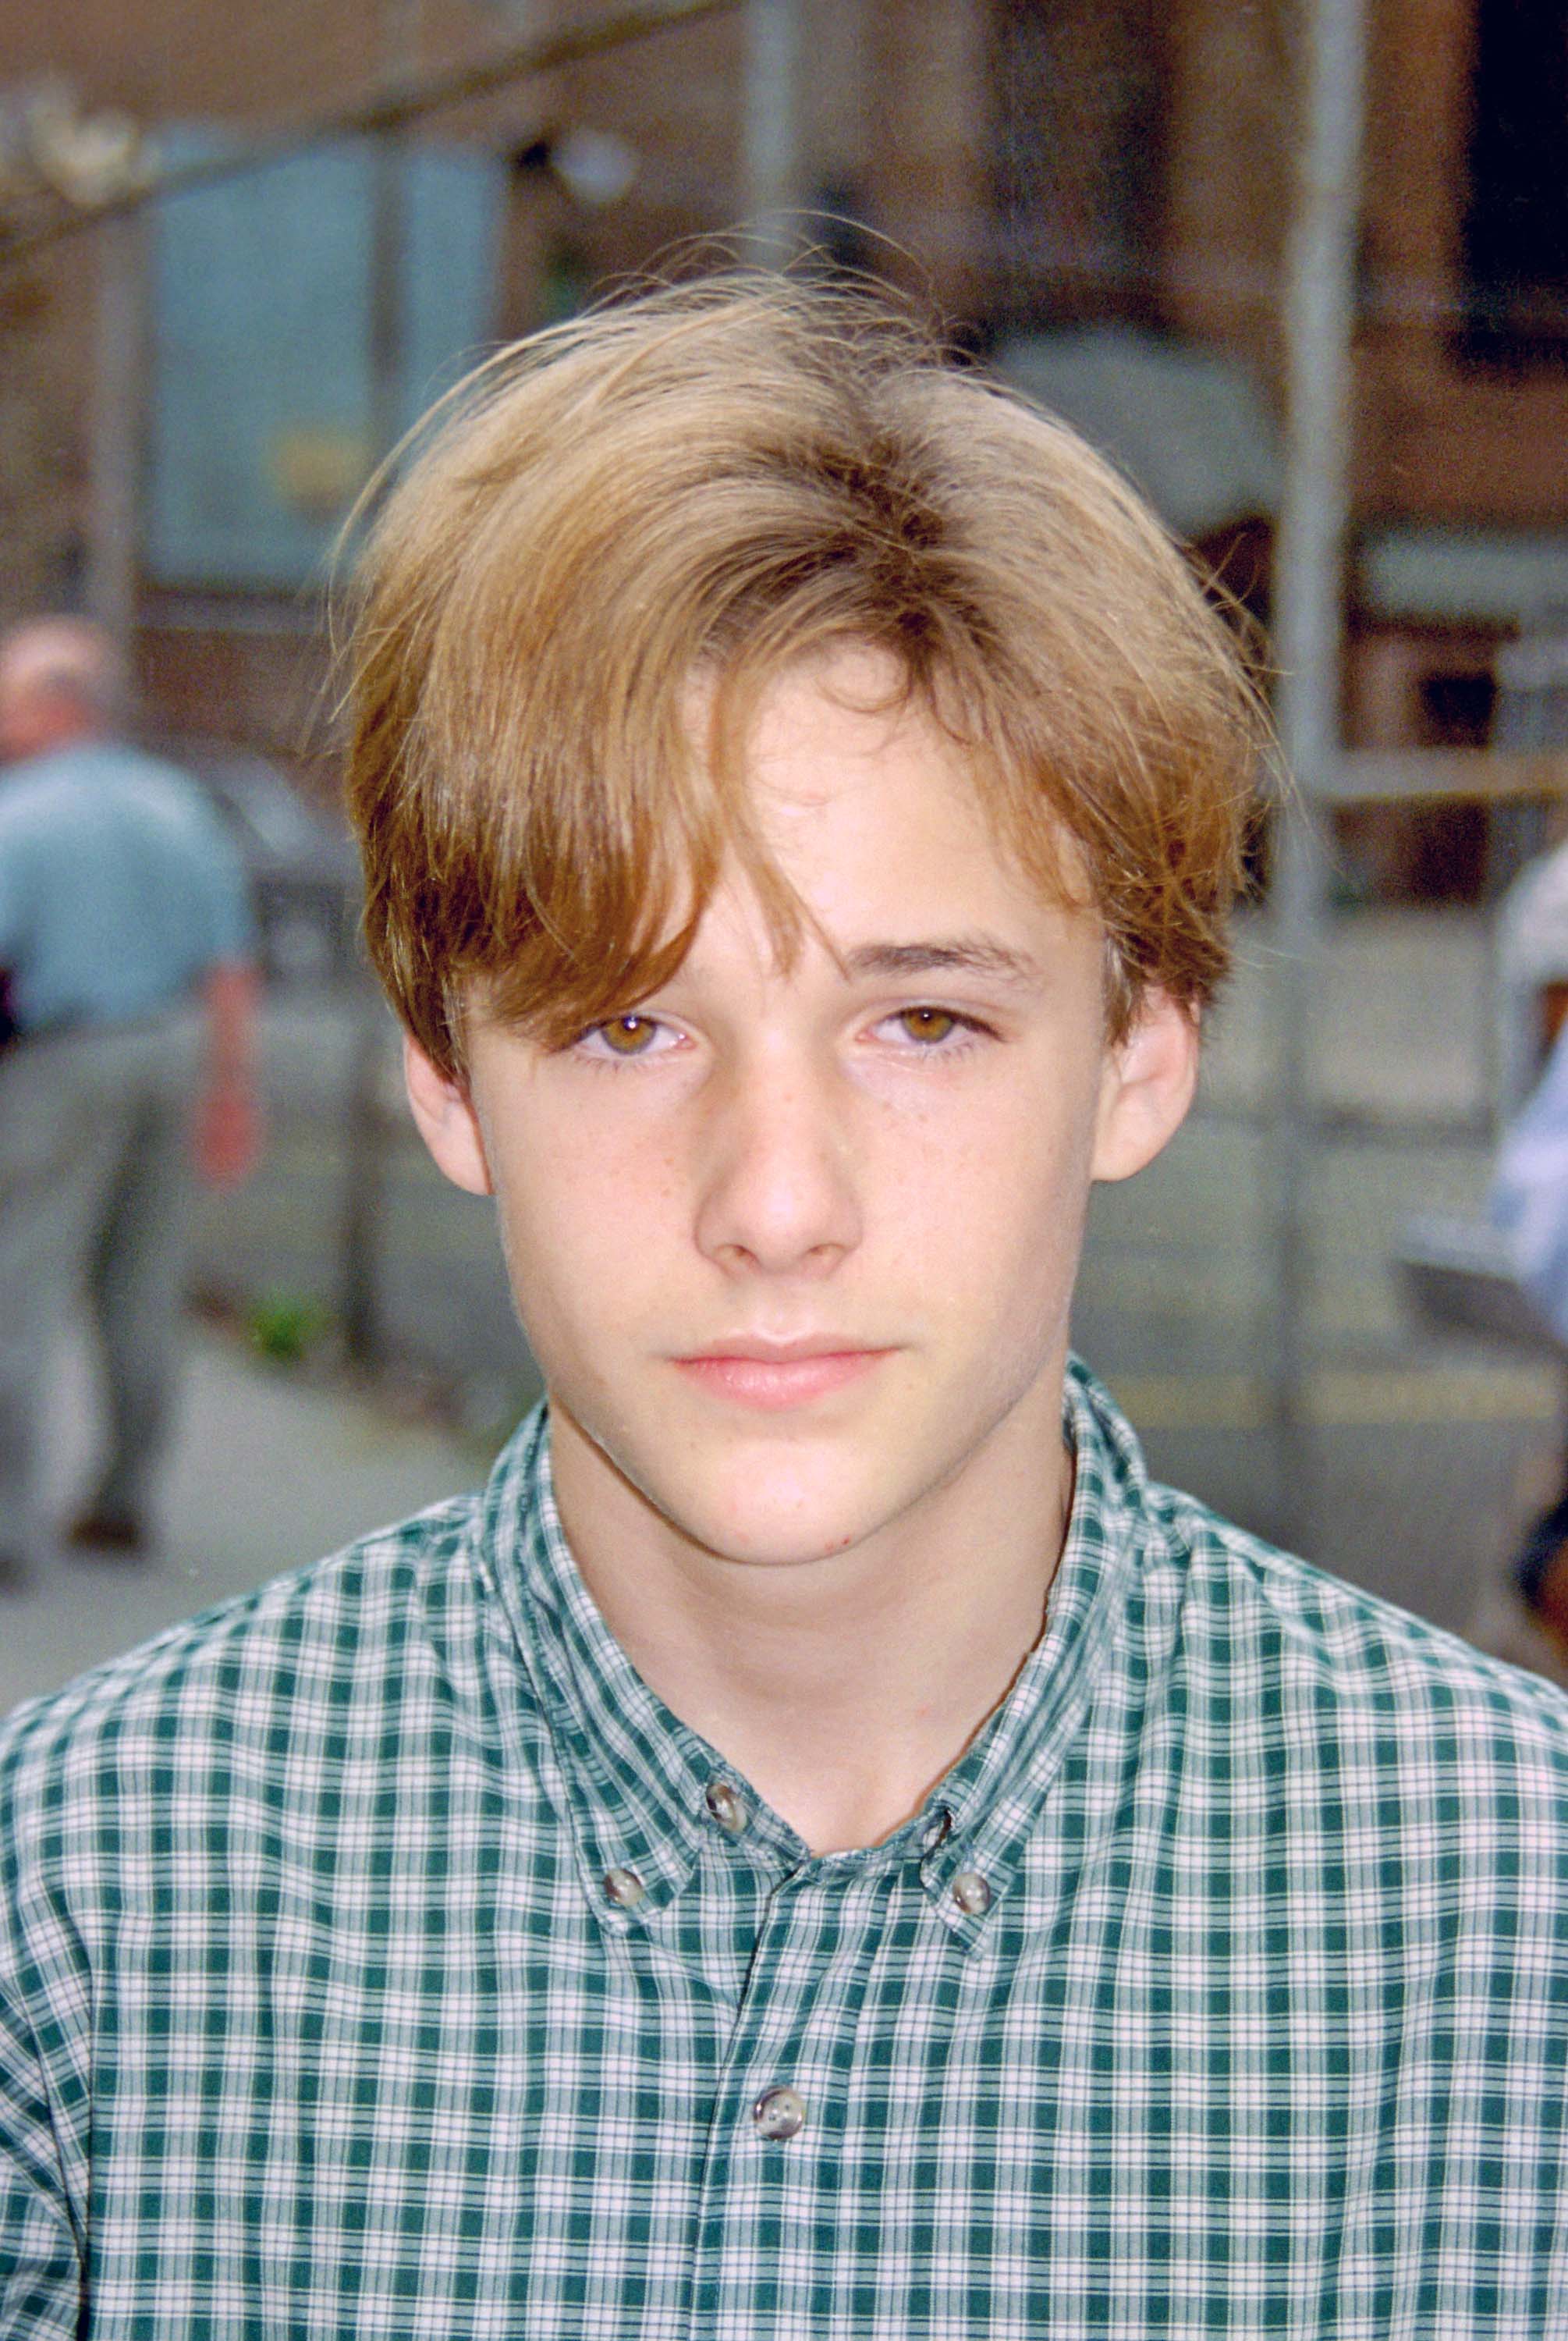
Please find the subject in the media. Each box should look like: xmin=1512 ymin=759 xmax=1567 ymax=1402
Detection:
xmin=403 ymin=1036 xmax=493 ymax=1196
xmin=1091 ymin=990 xmax=1199 ymax=1184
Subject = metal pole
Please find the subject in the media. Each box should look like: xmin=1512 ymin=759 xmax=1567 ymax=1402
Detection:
xmin=366 ymin=0 xmax=422 ymax=478
xmin=1267 ymin=0 xmax=1368 ymax=1542
xmin=87 ymin=208 xmax=143 ymax=659
xmin=342 ymin=0 xmax=424 ymax=1370
xmin=742 ymin=0 xmax=800 ymax=265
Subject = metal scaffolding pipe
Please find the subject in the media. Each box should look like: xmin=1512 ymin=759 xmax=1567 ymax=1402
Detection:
xmin=742 ymin=0 xmax=800 ymax=265
xmin=87 ymin=211 xmax=143 ymax=659
xmin=1267 ymin=0 xmax=1369 ymax=1540
xmin=341 ymin=0 xmax=424 ymax=1373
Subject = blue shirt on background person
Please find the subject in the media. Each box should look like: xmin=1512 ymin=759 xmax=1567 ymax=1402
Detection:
xmin=0 ymin=738 xmax=252 ymax=1036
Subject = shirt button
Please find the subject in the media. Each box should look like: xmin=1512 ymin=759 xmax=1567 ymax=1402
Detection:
xmin=950 ymin=1868 xmax=992 ymax=1916
xmin=752 ymin=2085 xmax=808 ymax=2140
xmin=704 ymin=1778 xmax=748 ymax=1835
xmin=603 ymin=1866 xmax=647 ymax=1908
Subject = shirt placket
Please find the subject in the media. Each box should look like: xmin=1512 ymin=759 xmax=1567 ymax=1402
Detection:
xmin=678 ymin=1847 xmax=908 ymax=2341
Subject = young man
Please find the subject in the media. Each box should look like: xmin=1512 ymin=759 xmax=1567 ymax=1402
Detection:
xmin=2 ymin=279 xmax=1565 ymax=2334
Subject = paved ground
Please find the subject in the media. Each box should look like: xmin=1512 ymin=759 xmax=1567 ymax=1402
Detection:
xmin=12 ymin=901 xmax=1568 ymax=1714
xmin=8 ymin=1327 xmax=486 ymax=1716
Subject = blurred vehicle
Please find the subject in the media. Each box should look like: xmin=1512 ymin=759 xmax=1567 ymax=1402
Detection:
xmin=163 ymin=740 xmax=360 ymax=985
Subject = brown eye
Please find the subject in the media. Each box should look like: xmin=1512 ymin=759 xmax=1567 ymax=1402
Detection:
xmin=896 ymin=1007 xmax=957 ymax=1045
xmin=598 ymin=1014 xmax=660 ymax=1056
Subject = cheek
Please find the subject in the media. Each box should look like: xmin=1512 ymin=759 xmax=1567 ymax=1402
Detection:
xmin=490 ymin=1114 xmax=684 ymax=1306
xmin=922 ymin=1100 xmax=1100 ymax=1395
xmin=903 ymin=1079 xmax=1098 ymax=1248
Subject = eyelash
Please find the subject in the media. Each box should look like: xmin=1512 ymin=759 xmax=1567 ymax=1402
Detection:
xmin=571 ymin=1006 xmax=998 ymax=1065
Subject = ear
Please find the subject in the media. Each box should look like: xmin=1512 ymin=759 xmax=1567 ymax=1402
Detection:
xmin=1091 ymin=989 xmax=1199 ymax=1185
xmin=403 ymin=1035 xmax=493 ymax=1196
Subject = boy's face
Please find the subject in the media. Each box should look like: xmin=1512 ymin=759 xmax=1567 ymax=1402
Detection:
xmin=407 ymin=646 xmax=1197 ymax=1572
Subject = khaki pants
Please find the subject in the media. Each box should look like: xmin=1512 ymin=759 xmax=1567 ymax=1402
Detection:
xmin=0 ymin=1015 xmax=202 ymax=1561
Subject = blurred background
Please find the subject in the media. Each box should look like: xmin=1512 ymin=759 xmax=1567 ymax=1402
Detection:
xmin=3 ymin=0 xmax=1568 ymax=1700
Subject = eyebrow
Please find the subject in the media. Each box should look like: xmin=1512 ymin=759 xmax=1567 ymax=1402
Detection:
xmin=839 ymin=936 xmax=1045 ymax=991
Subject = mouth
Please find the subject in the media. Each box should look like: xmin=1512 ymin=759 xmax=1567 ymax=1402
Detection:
xmin=669 ymin=1338 xmax=896 ymax=1411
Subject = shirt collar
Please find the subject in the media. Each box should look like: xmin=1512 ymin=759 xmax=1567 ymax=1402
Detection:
xmin=477 ymin=1358 xmax=1155 ymax=1944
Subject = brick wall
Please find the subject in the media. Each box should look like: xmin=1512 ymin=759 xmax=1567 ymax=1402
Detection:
xmin=4 ymin=0 xmax=1567 ymax=787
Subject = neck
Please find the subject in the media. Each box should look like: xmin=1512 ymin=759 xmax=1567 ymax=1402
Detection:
xmin=549 ymin=1378 xmax=1074 ymax=1854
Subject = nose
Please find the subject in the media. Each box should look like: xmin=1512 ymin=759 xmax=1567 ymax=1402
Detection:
xmin=693 ymin=1050 xmax=861 ymax=1277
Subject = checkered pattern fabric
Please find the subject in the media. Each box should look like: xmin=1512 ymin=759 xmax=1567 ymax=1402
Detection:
xmin=2 ymin=1359 xmax=1567 ymax=2336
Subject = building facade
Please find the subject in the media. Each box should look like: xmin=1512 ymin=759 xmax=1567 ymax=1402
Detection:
xmin=0 ymin=0 xmax=1563 ymax=885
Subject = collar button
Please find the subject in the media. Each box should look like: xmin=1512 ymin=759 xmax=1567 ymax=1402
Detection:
xmin=704 ymin=1778 xmax=748 ymax=1835
xmin=950 ymin=1868 xmax=992 ymax=1916
xmin=603 ymin=1865 xmax=647 ymax=1909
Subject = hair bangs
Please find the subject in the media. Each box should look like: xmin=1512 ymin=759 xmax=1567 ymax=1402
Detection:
xmin=344 ymin=273 xmax=1271 ymax=1080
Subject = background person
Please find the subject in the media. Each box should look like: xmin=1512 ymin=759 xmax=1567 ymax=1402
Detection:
xmin=1492 ymin=1011 xmax=1568 ymax=1645
xmin=0 ymin=617 xmax=260 ymax=1581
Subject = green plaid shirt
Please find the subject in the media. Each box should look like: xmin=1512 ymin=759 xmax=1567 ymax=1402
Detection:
xmin=3 ymin=1360 xmax=1567 ymax=2336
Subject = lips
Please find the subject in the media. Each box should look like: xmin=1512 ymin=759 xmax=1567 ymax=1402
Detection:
xmin=669 ymin=1337 xmax=894 ymax=1411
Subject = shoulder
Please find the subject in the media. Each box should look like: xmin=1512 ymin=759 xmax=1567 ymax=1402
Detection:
xmin=0 ymin=744 xmax=196 ymax=837
xmin=0 ymin=1491 xmax=490 ymax=1845
xmin=0 ymin=758 xmax=73 ymax=844
xmin=99 ymin=744 xmax=232 ymax=841
xmin=1071 ymin=1361 xmax=1568 ymax=1782
xmin=1145 ymin=1472 xmax=1568 ymax=1791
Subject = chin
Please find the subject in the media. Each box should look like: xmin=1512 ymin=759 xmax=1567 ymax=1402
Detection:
xmin=679 ymin=1502 xmax=884 ymax=1571
xmin=644 ymin=1447 xmax=900 ymax=1570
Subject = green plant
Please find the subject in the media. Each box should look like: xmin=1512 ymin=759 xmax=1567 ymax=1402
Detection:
xmin=247 ymin=1289 xmax=331 ymax=1366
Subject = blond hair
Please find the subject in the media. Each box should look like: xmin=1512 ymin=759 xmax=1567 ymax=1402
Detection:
xmin=345 ymin=275 xmax=1268 ymax=1078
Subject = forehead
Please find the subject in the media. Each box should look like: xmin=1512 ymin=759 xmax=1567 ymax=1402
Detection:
xmin=682 ymin=646 xmax=1101 ymax=984
xmin=0 ymin=621 xmax=105 ymax=694
xmin=737 ymin=645 xmax=1069 ymax=886
xmin=744 ymin=645 xmax=943 ymax=801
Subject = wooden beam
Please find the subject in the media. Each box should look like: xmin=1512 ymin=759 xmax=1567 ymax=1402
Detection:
xmin=1325 ymin=748 xmax=1568 ymax=804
